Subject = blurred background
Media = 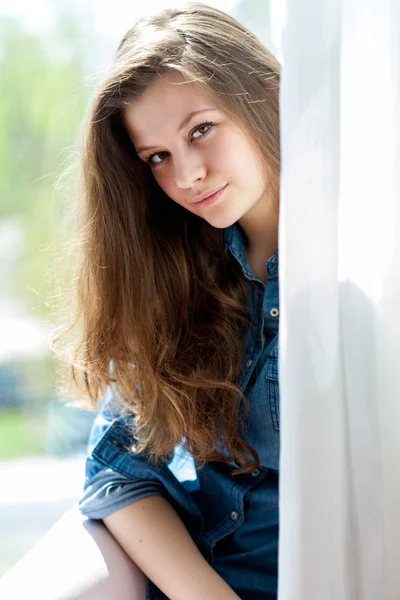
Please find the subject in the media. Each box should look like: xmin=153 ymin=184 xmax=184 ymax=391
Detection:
xmin=0 ymin=0 xmax=282 ymax=577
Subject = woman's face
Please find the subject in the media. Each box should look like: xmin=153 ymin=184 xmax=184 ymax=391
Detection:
xmin=123 ymin=71 xmax=269 ymax=229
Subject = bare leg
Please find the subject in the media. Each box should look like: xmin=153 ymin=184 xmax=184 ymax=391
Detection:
xmin=0 ymin=504 xmax=147 ymax=600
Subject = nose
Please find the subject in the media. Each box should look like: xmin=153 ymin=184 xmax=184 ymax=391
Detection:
xmin=173 ymin=149 xmax=206 ymax=189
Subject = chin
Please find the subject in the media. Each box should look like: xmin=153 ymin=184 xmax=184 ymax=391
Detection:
xmin=204 ymin=215 xmax=237 ymax=229
xmin=204 ymin=207 xmax=245 ymax=230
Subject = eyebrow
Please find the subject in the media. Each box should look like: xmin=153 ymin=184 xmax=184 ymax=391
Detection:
xmin=136 ymin=108 xmax=216 ymax=154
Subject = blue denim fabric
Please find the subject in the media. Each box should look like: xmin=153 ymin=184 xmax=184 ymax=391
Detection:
xmin=79 ymin=223 xmax=280 ymax=600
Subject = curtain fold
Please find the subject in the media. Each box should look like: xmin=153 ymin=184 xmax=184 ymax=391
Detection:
xmin=278 ymin=1 xmax=400 ymax=598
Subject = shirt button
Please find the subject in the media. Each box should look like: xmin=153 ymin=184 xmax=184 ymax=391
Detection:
xmin=270 ymin=308 xmax=279 ymax=317
xmin=230 ymin=511 xmax=238 ymax=521
xmin=271 ymin=256 xmax=278 ymax=263
xmin=251 ymin=469 xmax=260 ymax=477
xmin=245 ymin=359 xmax=253 ymax=368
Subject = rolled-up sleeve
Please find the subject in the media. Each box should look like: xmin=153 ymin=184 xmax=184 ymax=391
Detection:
xmin=78 ymin=386 xmax=203 ymax=533
xmin=78 ymin=467 xmax=165 ymax=520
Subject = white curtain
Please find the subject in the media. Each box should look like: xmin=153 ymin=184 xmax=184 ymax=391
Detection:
xmin=278 ymin=1 xmax=400 ymax=598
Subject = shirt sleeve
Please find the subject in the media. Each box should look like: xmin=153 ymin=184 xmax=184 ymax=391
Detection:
xmin=78 ymin=466 xmax=165 ymax=520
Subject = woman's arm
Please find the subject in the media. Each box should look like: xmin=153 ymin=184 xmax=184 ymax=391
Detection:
xmin=103 ymin=495 xmax=241 ymax=600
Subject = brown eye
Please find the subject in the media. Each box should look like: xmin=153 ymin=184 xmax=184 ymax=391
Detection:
xmin=191 ymin=122 xmax=213 ymax=140
xmin=145 ymin=122 xmax=213 ymax=170
xmin=145 ymin=151 xmax=167 ymax=167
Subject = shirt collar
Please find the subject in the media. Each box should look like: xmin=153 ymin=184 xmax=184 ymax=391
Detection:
xmin=224 ymin=223 xmax=248 ymax=268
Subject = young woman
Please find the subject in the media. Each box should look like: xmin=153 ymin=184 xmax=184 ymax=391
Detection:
xmin=55 ymin=3 xmax=281 ymax=599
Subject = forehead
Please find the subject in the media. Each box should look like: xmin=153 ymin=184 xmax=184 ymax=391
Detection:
xmin=123 ymin=71 xmax=218 ymax=148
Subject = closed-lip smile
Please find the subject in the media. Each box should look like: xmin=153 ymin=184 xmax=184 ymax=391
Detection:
xmin=191 ymin=184 xmax=227 ymax=204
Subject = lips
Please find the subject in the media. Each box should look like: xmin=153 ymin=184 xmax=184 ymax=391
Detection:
xmin=192 ymin=184 xmax=227 ymax=204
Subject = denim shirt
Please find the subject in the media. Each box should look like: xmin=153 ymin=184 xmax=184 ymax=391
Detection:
xmin=79 ymin=223 xmax=280 ymax=600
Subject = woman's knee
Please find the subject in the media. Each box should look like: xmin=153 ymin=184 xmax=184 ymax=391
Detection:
xmin=0 ymin=505 xmax=147 ymax=600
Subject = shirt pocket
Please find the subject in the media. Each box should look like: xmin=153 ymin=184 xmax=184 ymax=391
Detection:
xmin=266 ymin=349 xmax=280 ymax=431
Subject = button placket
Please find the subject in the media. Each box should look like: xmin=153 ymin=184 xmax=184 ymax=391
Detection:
xmin=265 ymin=352 xmax=280 ymax=431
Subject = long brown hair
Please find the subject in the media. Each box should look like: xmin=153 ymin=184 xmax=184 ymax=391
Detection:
xmin=52 ymin=2 xmax=281 ymax=475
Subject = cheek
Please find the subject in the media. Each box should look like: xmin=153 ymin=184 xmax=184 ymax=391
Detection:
xmin=228 ymin=133 xmax=265 ymax=185
xmin=211 ymin=130 xmax=239 ymax=170
xmin=212 ymin=128 xmax=256 ymax=177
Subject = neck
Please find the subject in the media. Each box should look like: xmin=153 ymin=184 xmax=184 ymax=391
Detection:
xmin=238 ymin=194 xmax=279 ymax=268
